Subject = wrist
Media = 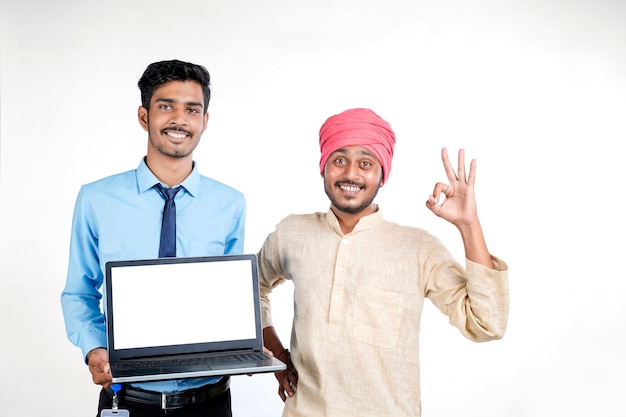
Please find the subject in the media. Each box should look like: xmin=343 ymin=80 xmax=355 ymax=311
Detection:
xmin=86 ymin=346 xmax=107 ymax=364
xmin=276 ymin=348 xmax=290 ymax=361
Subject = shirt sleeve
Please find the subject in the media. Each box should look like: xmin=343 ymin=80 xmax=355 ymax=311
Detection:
xmin=256 ymin=226 xmax=289 ymax=329
xmin=224 ymin=193 xmax=246 ymax=255
xmin=423 ymin=236 xmax=509 ymax=342
xmin=60 ymin=187 xmax=107 ymax=362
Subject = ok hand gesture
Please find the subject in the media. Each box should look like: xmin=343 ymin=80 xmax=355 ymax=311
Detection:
xmin=426 ymin=148 xmax=494 ymax=268
xmin=426 ymin=148 xmax=479 ymax=228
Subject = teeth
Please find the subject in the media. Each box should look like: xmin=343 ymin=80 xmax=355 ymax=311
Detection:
xmin=167 ymin=131 xmax=187 ymax=139
xmin=340 ymin=185 xmax=360 ymax=192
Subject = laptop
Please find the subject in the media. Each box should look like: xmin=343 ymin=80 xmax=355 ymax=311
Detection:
xmin=104 ymin=253 xmax=286 ymax=383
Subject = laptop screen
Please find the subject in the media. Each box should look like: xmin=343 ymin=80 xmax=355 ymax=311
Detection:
xmin=105 ymin=255 xmax=260 ymax=358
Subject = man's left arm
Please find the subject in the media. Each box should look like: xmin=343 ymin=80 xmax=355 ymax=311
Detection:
xmin=425 ymin=147 xmax=494 ymax=268
xmin=424 ymin=148 xmax=509 ymax=340
xmin=224 ymin=195 xmax=246 ymax=254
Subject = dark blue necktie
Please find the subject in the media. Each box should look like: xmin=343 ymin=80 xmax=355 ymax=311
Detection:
xmin=154 ymin=184 xmax=182 ymax=258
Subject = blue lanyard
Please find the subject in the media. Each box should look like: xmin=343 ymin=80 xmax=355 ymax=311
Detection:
xmin=111 ymin=384 xmax=123 ymax=410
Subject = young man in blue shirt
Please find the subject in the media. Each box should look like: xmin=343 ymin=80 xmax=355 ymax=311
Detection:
xmin=61 ymin=59 xmax=246 ymax=417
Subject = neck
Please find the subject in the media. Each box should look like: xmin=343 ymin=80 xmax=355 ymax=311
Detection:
xmin=145 ymin=153 xmax=193 ymax=187
xmin=330 ymin=204 xmax=378 ymax=234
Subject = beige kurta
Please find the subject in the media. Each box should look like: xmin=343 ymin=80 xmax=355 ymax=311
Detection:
xmin=258 ymin=209 xmax=509 ymax=417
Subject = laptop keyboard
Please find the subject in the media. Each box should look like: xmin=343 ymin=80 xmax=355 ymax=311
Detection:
xmin=115 ymin=352 xmax=268 ymax=372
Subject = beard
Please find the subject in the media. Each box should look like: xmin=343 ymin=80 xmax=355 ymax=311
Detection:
xmin=148 ymin=128 xmax=199 ymax=159
xmin=152 ymin=142 xmax=193 ymax=158
xmin=324 ymin=181 xmax=380 ymax=215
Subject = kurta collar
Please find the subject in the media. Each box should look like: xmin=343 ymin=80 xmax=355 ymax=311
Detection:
xmin=325 ymin=206 xmax=384 ymax=236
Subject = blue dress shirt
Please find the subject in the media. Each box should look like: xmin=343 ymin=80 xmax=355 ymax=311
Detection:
xmin=61 ymin=158 xmax=246 ymax=393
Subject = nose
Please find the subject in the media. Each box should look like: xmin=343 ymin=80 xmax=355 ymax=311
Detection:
xmin=169 ymin=107 xmax=188 ymax=126
xmin=343 ymin=161 xmax=360 ymax=179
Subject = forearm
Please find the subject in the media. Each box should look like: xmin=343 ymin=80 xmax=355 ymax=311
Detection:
xmin=61 ymin=292 xmax=107 ymax=360
xmin=430 ymin=255 xmax=509 ymax=342
xmin=62 ymin=234 xmax=107 ymax=358
xmin=461 ymin=257 xmax=509 ymax=340
xmin=457 ymin=220 xmax=494 ymax=269
xmin=264 ymin=326 xmax=297 ymax=400
xmin=263 ymin=326 xmax=290 ymax=362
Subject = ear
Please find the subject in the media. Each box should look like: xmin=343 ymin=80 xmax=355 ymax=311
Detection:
xmin=201 ymin=112 xmax=209 ymax=134
xmin=138 ymin=106 xmax=149 ymax=132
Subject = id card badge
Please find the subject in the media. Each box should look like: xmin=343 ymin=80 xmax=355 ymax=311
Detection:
xmin=101 ymin=409 xmax=129 ymax=417
xmin=100 ymin=384 xmax=129 ymax=416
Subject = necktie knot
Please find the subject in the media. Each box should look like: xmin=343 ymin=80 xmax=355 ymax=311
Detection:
xmin=155 ymin=184 xmax=182 ymax=201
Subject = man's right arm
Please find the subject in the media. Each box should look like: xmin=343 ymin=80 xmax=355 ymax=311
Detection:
xmin=60 ymin=187 xmax=107 ymax=363
xmin=257 ymin=228 xmax=298 ymax=400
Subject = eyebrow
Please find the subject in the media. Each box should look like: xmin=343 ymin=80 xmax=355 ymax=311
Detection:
xmin=333 ymin=147 xmax=376 ymax=158
xmin=155 ymin=98 xmax=204 ymax=109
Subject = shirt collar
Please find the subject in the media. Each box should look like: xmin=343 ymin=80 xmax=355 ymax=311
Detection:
xmin=325 ymin=206 xmax=384 ymax=235
xmin=136 ymin=158 xmax=200 ymax=197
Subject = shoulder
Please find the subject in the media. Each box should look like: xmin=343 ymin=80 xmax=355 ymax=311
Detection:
xmin=380 ymin=219 xmax=439 ymax=244
xmin=79 ymin=169 xmax=136 ymax=197
xmin=197 ymin=174 xmax=241 ymax=193
xmin=197 ymin=175 xmax=245 ymax=201
xmin=274 ymin=212 xmax=325 ymax=229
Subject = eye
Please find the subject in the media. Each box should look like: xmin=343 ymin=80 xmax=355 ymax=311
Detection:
xmin=360 ymin=160 xmax=373 ymax=168
xmin=188 ymin=107 xmax=201 ymax=114
xmin=158 ymin=103 xmax=172 ymax=110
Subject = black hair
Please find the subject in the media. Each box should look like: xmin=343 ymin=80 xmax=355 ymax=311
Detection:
xmin=138 ymin=60 xmax=211 ymax=113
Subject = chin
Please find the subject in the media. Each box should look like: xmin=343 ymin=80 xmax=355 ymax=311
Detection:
xmin=335 ymin=202 xmax=369 ymax=214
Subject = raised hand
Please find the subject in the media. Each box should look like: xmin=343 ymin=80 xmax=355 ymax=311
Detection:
xmin=426 ymin=148 xmax=493 ymax=268
xmin=425 ymin=148 xmax=479 ymax=228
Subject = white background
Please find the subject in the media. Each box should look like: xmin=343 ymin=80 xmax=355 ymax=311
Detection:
xmin=1 ymin=1 xmax=625 ymax=416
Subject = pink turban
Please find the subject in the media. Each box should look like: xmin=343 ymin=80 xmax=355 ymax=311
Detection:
xmin=319 ymin=108 xmax=396 ymax=185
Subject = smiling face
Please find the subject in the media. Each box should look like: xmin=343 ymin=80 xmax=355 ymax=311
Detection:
xmin=138 ymin=80 xmax=208 ymax=161
xmin=323 ymin=145 xmax=383 ymax=216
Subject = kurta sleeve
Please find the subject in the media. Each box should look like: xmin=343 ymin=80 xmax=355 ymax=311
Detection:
xmin=257 ymin=223 xmax=290 ymax=329
xmin=423 ymin=236 xmax=509 ymax=342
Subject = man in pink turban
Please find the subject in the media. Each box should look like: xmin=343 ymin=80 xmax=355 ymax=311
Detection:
xmin=319 ymin=108 xmax=396 ymax=185
xmin=257 ymin=108 xmax=509 ymax=417
xmin=315 ymin=108 xmax=397 ymax=221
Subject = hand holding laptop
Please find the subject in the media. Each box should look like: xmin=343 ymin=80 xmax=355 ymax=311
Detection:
xmin=87 ymin=347 xmax=112 ymax=388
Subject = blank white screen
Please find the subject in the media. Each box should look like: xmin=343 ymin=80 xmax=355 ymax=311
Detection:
xmin=110 ymin=259 xmax=257 ymax=349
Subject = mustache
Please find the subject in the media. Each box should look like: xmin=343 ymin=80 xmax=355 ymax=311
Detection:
xmin=334 ymin=180 xmax=364 ymax=187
